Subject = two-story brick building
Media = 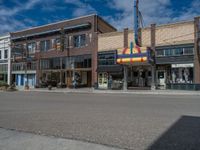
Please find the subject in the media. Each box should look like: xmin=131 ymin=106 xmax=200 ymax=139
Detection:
xmin=97 ymin=17 xmax=200 ymax=90
xmin=10 ymin=14 xmax=116 ymax=88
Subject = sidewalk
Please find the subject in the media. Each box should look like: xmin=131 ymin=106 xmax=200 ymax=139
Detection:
xmin=18 ymin=87 xmax=200 ymax=96
xmin=0 ymin=128 xmax=122 ymax=150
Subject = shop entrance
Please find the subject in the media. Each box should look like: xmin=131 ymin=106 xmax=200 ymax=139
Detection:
xmin=98 ymin=72 xmax=108 ymax=89
xmin=128 ymin=66 xmax=152 ymax=89
xmin=157 ymin=70 xmax=166 ymax=89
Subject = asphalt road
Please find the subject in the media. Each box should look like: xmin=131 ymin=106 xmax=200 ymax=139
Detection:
xmin=0 ymin=91 xmax=200 ymax=150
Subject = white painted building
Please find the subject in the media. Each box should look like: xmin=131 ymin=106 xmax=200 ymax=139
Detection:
xmin=0 ymin=34 xmax=11 ymax=85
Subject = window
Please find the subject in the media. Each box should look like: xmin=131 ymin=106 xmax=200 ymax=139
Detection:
xmin=4 ymin=49 xmax=8 ymax=59
xmin=157 ymin=46 xmax=194 ymax=57
xmin=183 ymin=47 xmax=194 ymax=55
xmin=157 ymin=50 xmax=164 ymax=57
xmin=98 ymin=53 xmax=115 ymax=66
xmin=0 ymin=50 xmax=2 ymax=59
xmin=28 ymin=42 xmax=36 ymax=54
xmin=40 ymin=59 xmax=50 ymax=70
xmin=164 ymin=49 xmax=173 ymax=56
xmin=174 ymin=48 xmax=183 ymax=56
xmin=74 ymin=34 xmax=86 ymax=48
xmin=53 ymin=38 xmax=61 ymax=50
xmin=40 ymin=40 xmax=50 ymax=52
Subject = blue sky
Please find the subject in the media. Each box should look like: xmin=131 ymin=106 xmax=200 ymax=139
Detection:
xmin=0 ymin=0 xmax=200 ymax=34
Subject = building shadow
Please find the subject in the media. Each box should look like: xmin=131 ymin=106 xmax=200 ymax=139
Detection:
xmin=147 ymin=115 xmax=200 ymax=150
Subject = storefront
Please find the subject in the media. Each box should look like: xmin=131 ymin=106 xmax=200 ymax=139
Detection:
xmin=12 ymin=72 xmax=36 ymax=87
xmin=117 ymin=46 xmax=155 ymax=90
xmin=39 ymin=55 xmax=92 ymax=88
xmin=97 ymin=65 xmax=123 ymax=89
xmin=170 ymin=63 xmax=194 ymax=84
xmin=12 ymin=62 xmax=37 ymax=88
xmin=0 ymin=64 xmax=8 ymax=83
xmin=97 ymin=51 xmax=123 ymax=89
xmin=127 ymin=66 xmax=152 ymax=88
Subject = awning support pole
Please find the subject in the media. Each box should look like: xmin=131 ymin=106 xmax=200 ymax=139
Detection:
xmin=123 ymin=65 xmax=128 ymax=91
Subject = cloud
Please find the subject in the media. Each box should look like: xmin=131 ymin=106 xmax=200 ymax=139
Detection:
xmin=105 ymin=0 xmax=199 ymax=30
xmin=65 ymin=0 xmax=96 ymax=17
xmin=0 ymin=0 xmax=43 ymax=34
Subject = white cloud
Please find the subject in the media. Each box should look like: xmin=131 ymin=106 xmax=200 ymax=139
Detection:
xmin=65 ymin=0 xmax=96 ymax=17
xmin=105 ymin=0 xmax=199 ymax=30
xmin=0 ymin=0 xmax=43 ymax=34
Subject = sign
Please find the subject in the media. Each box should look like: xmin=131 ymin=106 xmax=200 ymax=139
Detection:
xmin=172 ymin=63 xmax=194 ymax=68
xmin=117 ymin=46 xmax=151 ymax=64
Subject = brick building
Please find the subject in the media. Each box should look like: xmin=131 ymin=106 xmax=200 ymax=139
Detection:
xmin=10 ymin=14 xmax=116 ymax=88
xmin=97 ymin=17 xmax=200 ymax=90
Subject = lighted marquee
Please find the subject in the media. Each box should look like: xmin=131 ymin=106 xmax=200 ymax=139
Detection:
xmin=117 ymin=46 xmax=153 ymax=64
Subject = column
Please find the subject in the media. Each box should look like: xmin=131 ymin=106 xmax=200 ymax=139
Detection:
xmin=7 ymin=44 xmax=11 ymax=85
xmin=123 ymin=65 xmax=128 ymax=91
xmin=194 ymin=17 xmax=200 ymax=83
xmin=151 ymin=24 xmax=156 ymax=90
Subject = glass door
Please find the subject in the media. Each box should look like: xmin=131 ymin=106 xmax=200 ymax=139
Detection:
xmin=98 ymin=72 xmax=108 ymax=89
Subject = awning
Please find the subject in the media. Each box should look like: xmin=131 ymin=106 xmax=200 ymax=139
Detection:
xmin=11 ymin=23 xmax=91 ymax=41
xmin=97 ymin=65 xmax=123 ymax=72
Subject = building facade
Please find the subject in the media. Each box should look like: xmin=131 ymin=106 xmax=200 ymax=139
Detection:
xmin=0 ymin=34 xmax=11 ymax=85
xmin=97 ymin=17 xmax=200 ymax=90
xmin=10 ymin=14 xmax=116 ymax=88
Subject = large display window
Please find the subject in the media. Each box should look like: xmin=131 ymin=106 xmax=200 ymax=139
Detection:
xmin=171 ymin=64 xmax=193 ymax=84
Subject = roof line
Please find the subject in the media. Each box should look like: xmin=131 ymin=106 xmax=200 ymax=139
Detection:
xmin=97 ymin=16 xmax=117 ymax=31
xmin=11 ymin=14 xmax=97 ymax=34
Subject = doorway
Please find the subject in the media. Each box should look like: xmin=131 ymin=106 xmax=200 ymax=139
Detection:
xmin=98 ymin=72 xmax=108 ymax=89
xmin=157 ymin=70 xmax=166 ymax=89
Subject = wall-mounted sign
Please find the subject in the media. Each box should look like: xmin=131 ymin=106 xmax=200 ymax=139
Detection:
xmin=172 ymin=63 xmax=194 ymax=68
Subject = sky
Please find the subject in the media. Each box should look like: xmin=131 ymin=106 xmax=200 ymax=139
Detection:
xmin=0 ymin=0 xmax=200 ymax=34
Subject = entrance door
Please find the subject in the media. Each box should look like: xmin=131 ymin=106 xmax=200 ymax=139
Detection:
xmin=98 ymin=72 xmax=108 ymax=89
xmin=157 ymin=70 xmax=166 ymax=89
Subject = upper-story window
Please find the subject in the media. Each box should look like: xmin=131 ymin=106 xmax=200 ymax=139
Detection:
xmin=53 ymin=38 xmax=61 ymax=50
xmin=40 ymin=40 xmax=50 ymax=52
xmin=0 ymin=50 xmax=2 ymax=59
xmin=73 ymin=34 xmax=86 ymax=48
xmin=183 ymin=47 xmax=194 ymax=55
xmin=27 ymin=42 xmax=36 ymax=54
xmin=4 ymin=49 xmax=8 ymax=59
xmin=98 ymin=52 xmax=116 ymax=66
xmin=156 ymin=46 xmax=194 ymax=57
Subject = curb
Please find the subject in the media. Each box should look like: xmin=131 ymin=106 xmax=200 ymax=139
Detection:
xmin=16 ymin=89 xmax=200 ymax=96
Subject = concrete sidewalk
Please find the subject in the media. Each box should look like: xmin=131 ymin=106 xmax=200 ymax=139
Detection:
xmin=0 ymin=128 xmax=122 ymax=150
xmin=18 ymin=87 xmax=200 ymax=96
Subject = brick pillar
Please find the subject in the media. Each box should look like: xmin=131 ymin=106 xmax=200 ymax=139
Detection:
xmin=124 ymin=28 xmax=129 ymax=48
xmin=151 ymin=24 xmax=156 ymax=90
xmin=91 ymin=32 xmax=98 ymax=87
xmin=123 ymin=28 xmax=129 ymax=91
xmin=194 ymin=17 xmax=200 ymax=83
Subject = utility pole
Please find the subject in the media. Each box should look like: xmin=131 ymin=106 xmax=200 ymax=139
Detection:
xmin=59 ymin=28 xmax=65 ymax=87
xmin=24 ymin=36 xmax=29 ymax=90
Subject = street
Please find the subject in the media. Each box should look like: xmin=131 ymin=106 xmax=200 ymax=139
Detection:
xmin=0 ymin=91 xmax=200 ymax=150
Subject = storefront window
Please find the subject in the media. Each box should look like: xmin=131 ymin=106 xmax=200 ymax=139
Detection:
xmin=171 ymin=67 xmax=193 ymax=84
